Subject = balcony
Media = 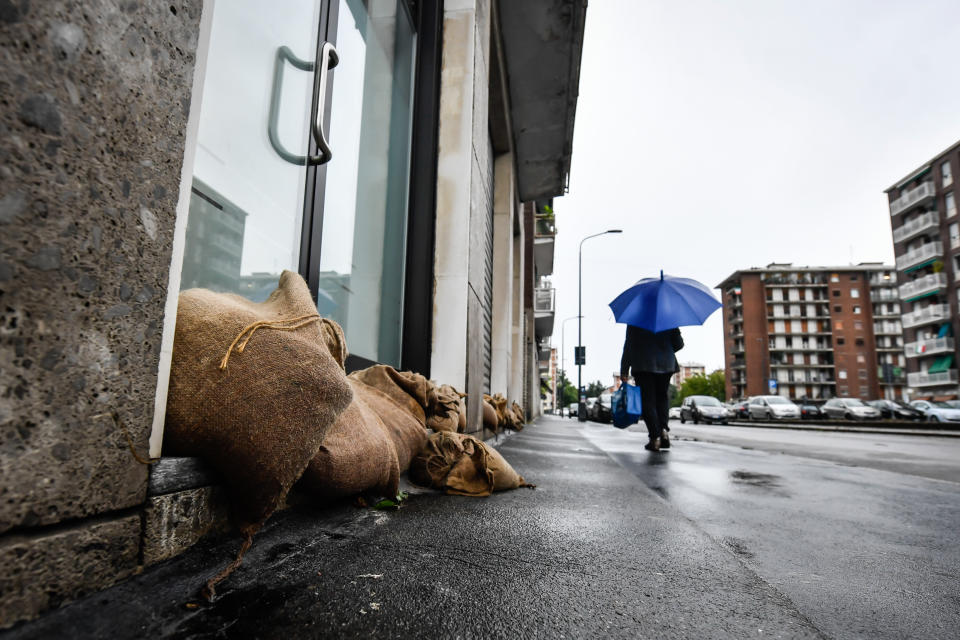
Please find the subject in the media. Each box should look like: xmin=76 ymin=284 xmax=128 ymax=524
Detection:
xmin=905 ymin=336 xmax=955 ymax=358
xmin=901 ymin=303 xmax=951 ymax=329
xmin=892 ymin=210 xmax=939 ymax=243
xmin=889 ymin=181 xmax=936 ymax=216
xmin=533 ymin=215 xmax=555 ymax=277
xmin=898 ymin=272 xmax=947 ymax=301
xmin=534 ymin=286 xmax=555 ymax=338
xmin=895 ymin=241 xmax=942 ymax=271
xmin=907 ymin=369 xmax=959 ymax=387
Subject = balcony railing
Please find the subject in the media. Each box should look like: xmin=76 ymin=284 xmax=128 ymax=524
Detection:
xmin=895 ymin=241 xmax=942 ymax=271
xmin=534 ymin=214 xmax=556 ymax=237
xmin=901 ymin=303 xmax=950 ymax=329
xmin=890 ymin=181 xmax=936 ymax=216
xmin=907 ymin=369 xmax=959 ymax=387
xmin=892 ymin=210 xmax=939 ymax=243
xmin=905 ymin=336 xmax=955 ymax=358
xmin=534 ymin=287 xmax=555 ymax=313
xmin=898 ymin=272 xmax=947 ymax=300
xmin=870 ymin=288 xmax=899 ymax=302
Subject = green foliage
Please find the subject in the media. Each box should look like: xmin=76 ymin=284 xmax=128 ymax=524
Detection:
xmin=672 ymin=370 xmax=726 ymax=407
xmin=373 ymin=491 xmax=409 ymax=511
xmin=585 ymin=380 xmax=607 ymax=397
xmin=557 ymin=369 xmax=578 ymax=406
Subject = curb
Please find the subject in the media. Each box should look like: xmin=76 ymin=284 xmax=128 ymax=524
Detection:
xmin=712 ymin=420 xmax=960 ymax=438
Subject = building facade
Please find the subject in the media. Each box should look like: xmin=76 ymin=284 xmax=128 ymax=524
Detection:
xmin=0 ymin=0 xmax=586 ymax=627
xmin=718 ymin=264 xmax=906 ymax=402
xmin=671 ymin=362 xmax=706 ymax=388
xmin=885 ymin=140 xmax=960 ymax=399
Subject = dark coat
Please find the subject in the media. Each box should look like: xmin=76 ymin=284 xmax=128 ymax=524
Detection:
xmin=620 ymin=326 xmax=683 ymax=377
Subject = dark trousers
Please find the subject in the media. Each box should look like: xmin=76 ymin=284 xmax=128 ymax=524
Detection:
xmin=636 ymin=371 xmax=672 ymax=440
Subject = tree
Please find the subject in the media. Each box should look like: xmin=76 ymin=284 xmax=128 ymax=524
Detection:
xmin=556 ymin=369 xmax=578 ymax=407
xmin=673 ymin=370 xmax=726 ymax=407
xmin=585 ymin=380 xmax=607 ymax=397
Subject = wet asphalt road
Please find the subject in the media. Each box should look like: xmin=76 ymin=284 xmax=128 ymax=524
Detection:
xmin=581 ymin=420 xmax=960 ymax=640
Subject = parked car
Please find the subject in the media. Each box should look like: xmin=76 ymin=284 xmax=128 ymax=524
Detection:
xmin=680 ymin=395 xmax=730 ymax=424
xmin=867 ymin=399 xmax=924 ymax=421
xmin=943 ymin=400 xmax=960 ymax=410
xmin=730 ymin=400 xmax=750 ymax=419
xmin=909 ymin=399 xmax=960 ymax=423
xmin=593 ymin=392 xmax=613 ymax=423
xmin=821 ymin=398 xmax=882 ymax=420
xmin=747 ymin=395 xmax=801 ymax=420
xmin=668 ymin=406 xmax=682 ymax=420
xmin=798 ymin=400 xmax=824 ymax=420
xmin=566 ymin=402 xmax=578 ymax=418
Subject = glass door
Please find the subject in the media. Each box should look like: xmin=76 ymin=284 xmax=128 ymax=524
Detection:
xmin=311 ymin=0 xmax=418 ymax=367
xmin=181 ymin=0 xmax=327 ymax=300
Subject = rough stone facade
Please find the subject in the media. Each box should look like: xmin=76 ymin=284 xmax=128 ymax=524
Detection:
xmin=0 ymin=0 xmax=202 ymax=626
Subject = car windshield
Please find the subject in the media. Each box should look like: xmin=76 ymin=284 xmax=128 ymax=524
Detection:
xmin=766 ymin=397 xmax=791 ymax=405
xmin=932 ymin=401 xmax=954 ymax=408
xmin=844 ymin=399 xmax=866 ymax=407
xmin=693 ymin=396 xmax=721 ymax=406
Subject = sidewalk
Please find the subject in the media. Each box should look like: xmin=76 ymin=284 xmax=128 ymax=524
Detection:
xmin=4 ymin=416 xmax=825 ymax=639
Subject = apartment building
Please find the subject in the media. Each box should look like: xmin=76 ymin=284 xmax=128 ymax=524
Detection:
xmin=671 ymin=362 xmax=706 ymax=388
xmin=886 ymin=140 xmax=960 ymax=399
xmin=718 ymin=264 xmax=906 ymax=402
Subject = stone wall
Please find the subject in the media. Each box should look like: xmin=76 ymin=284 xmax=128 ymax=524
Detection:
xmin=0 ymin=0 xmax=202 ymax=627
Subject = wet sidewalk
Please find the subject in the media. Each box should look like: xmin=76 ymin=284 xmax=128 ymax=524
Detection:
xmin=4 ymin=416 xmax=825 ymax=639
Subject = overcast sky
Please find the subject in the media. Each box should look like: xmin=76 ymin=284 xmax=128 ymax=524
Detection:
xmin=552 ymin=0 xmax=960 ymax=389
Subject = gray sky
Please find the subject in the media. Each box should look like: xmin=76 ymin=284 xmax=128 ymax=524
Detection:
xmin=552 ymin=0 xmax=960 ymax=389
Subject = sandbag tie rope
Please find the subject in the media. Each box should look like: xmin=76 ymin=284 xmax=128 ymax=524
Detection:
xmin=219 ymin=313 xmax=323 ymax=370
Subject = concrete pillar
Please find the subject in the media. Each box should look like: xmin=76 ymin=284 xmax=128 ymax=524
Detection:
xmin=489 ymin=153 xmax=515 ymax=395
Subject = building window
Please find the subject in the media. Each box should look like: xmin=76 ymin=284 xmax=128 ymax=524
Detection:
xmin=851 ymin=288 xmax=859 ymax=298
xmin=944 ymin=160 xmax=954 ymax=187
xmin=839 ymin=369 xmax=847 ymax=379
xmin=831 ymin=274 xmax=839 ymax=283
xmin=832 ymin=290 xmax=841 ymax=297
xmin=837 ymin=337 xmax=846 ymax=345
xmin=857 ymin=354 xmax=865 ymax=363
xmin=853 ymin=306 xmax=861 ymax=314
xmin=858 ymin=369 xmax=867 ymax=379
xmin=835 ymin=320 xmax=843 ymax=330
xmin=947 ymin=192 xmax=957 ymax=219
xmin=859 ymin=385 xmax=869 ymax=397
xmin=951 ymin=222 xmax=960 ymax=249
xmin=854 ymin=321 xmax=863 ymax=331
xmin=834 ymin=305 xmax=842 ymax=312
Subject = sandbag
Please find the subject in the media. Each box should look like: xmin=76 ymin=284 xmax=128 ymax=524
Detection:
xmin=349 ymin=365 xmax=461 ymax=434
xmin=165 ymin=270 xmax=352 ymax=532
xmin=164 ymin=271 xmax=353 ymax=598
xmin=482 ymin=394 xmax=500 ymax=432
xmin=299 ymin=381 xmax=402 ymax=500
xmin=437 ymin=384 xmax=467 ymax=432
xmin=408 ymin=432 xmax=533 ymax=497
xmin=510 ymin=401 xmax=526 ymax=431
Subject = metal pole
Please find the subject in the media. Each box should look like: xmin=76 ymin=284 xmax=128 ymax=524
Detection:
xmin=561 ymin=315 xmax=581 ymax=416
xmin=577 ymin=230 xmax=622 ymax=422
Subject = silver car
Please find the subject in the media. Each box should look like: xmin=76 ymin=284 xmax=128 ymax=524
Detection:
xmin=822 ymin=398 xmax=882 ymax=421
xmin=909 ymin=400 xmax=960 ymax=423
xmin=747 ymin=395 xmax=801 ymax=420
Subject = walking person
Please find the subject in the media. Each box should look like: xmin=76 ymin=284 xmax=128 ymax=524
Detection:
xmin=619 ymin=326 xmax=683 ymax=451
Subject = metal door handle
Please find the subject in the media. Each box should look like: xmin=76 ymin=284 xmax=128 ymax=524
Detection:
xmin=311 ymin=42 xmax=339 ymax=165
xmin=267 ymin=43 xmax=338 ymax=166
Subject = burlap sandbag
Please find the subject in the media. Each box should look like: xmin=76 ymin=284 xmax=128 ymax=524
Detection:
xmin=349 ymin=365 xmax=461 ymax=434
xmin=437 ymin=384 xmax=468 ymax=433
xmin=510 ymin=401 xmax=526 ymax=431
xmin=408 ymin=432 xmax=533 ymax=496
xmin=299 ymin=380 xmax=402 ymax=500
xmin=482 ymin=395 xmax=500 ymax=432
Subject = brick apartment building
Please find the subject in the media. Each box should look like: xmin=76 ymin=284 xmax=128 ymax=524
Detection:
xmin=885 ymin=139 xmax=960 ymax=399
xmin=717 ymin=264 xmax=906 ymax=402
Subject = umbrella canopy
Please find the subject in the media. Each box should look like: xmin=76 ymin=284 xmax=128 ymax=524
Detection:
xmin=609 ymin=271 xmax=722 ymax=332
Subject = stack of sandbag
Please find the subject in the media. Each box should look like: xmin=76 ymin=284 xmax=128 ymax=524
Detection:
xmin=165 ymin=271 xmax=353 ymax=596
xmin=437 ymin=384 xmax=467 ymax=433
xmin=483 ymin=393 xmax=526 ymax=431
xmin=408 ymin=431 xmax=534 ymax=496
xmin=482 ymin=394 xmax=501 ymax=432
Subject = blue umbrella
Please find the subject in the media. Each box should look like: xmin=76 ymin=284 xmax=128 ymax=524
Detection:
xmin=609 ymin=271 xmax=722 ymax=332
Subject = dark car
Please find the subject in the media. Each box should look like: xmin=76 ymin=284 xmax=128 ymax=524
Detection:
xmin=798 ymin=401 xmax=824 ymax=420
xmin=730 ymin=400 xmax=750 ymax=419
xmin=867 ymin=399 xmax=924 ymax=421
xmin=594 ymin=393 xmax=613 ymax=423
xmin=680 ymin=395 xmax=730 ymax=424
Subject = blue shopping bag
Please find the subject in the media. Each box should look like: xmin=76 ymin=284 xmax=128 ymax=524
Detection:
xmin=612 ymin=385 xmax=641 ymax=428
xmin=625 ymin=384 xmax=643 ymax=416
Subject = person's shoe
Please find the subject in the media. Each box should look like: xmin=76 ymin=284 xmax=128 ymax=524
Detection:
xmin=660 ymin=432 xmax=671 ymax=448
xmin=644 ymin=437 xmax=661 ymax=452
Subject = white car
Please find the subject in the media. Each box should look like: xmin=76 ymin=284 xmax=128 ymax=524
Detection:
xmin=747 ymin=395 xmax=801 ymax=420
xmin=909 ymin=400 xmax=960 ymax=423
xmin=668 ymin=406 xmax=682 ymax=420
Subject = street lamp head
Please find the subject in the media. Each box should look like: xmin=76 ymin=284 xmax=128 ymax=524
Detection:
xmin=607 ymin=229 xmax=622 ymax=234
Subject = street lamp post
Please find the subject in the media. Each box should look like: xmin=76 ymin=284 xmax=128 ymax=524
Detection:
xmin=578 ymin=230 xmax=623 ymax=422
xmin=560 ymin=314 xmax=582 ymax=416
